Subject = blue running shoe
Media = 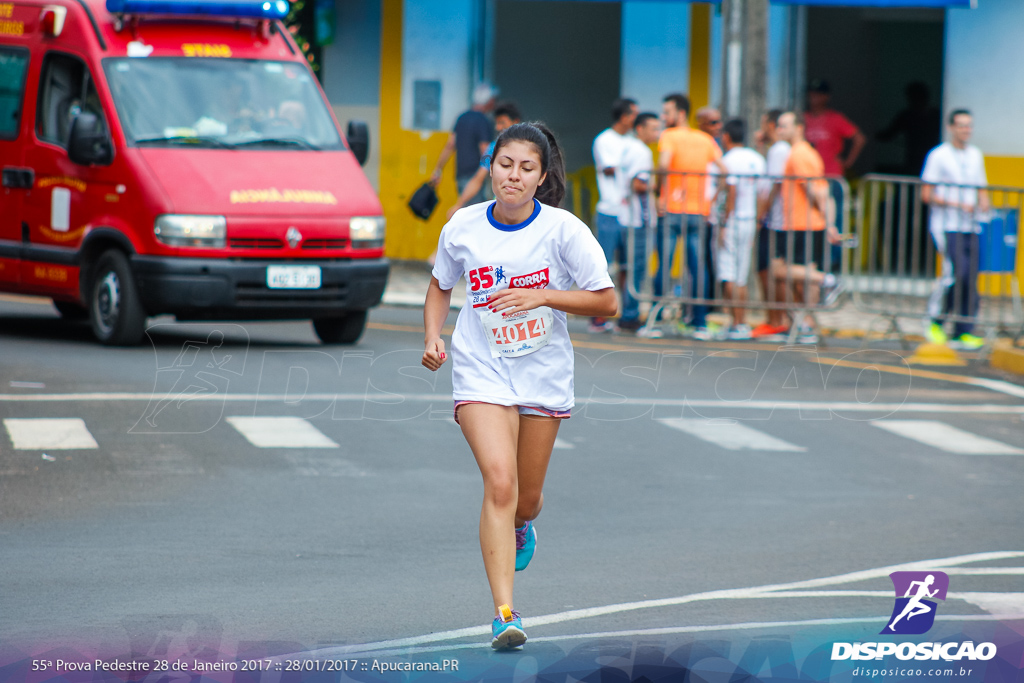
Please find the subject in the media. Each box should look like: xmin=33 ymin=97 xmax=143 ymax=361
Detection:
xmin=514 ymin=521 xmax=536 ymax=571
xmin=491 ymin=604 xmax=526 ymax=650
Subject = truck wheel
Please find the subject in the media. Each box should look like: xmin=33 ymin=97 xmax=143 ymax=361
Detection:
xmin=53 ymin=300 xmax=89 ymax=320
xmin=313 ymin=310 xmax=368 ymax=345
xmin=89 ymin=250 xmax=146 ymax=346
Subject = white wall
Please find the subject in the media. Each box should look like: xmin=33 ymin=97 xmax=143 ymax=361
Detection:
xmin=944 ymin=0 xmax=1024 ymax=156
xmin=401 ymin=0 xmax=474 ymax=131
xmin=620 ymin=3 xmax=690 ymax=113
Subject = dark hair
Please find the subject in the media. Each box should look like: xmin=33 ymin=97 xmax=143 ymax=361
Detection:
xmin=491 ymin=121 xmax=566 ymax=208
xmin=663 ymin=93 xmax=690 ymax=117
xmin=612 ymin=98 xmax=637 ymax=123
xmin=634 ymin=112 xmax=659 ymax=130
xmin=723 ymin=118 xmax=746 ymax=145
xmin=765 ymin=108 xmax=784 ymax=126
xmin=786 ymin=110 xmax=805 ymax=127
xmin=493 ymin=101 xmax=521 ymax=122
xmin=949 ymin=108 xmax=971 ymax=125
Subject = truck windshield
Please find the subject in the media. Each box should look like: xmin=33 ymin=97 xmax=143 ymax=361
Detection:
xmin=102 ymin=58 xmax=343 ymax=150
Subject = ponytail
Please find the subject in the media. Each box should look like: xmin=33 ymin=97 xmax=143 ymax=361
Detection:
xmin=491 ymin=121 xmax=567 ymax=208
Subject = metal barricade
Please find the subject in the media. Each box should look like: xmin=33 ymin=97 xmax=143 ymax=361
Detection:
xmin=851 ymin=174 xmax=1023 ymax=345
xmin=622 ymin=170 xmax=851 ymax=343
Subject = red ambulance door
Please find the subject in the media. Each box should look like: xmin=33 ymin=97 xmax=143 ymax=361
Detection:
xmin=0 ymin=44 xmax=31 ymax=286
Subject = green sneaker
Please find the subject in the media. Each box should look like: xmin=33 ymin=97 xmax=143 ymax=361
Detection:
xmin=955 ymin=333 xmax=984 ymax=350
xmin=926 ymin=323 xmax=948 ymax=345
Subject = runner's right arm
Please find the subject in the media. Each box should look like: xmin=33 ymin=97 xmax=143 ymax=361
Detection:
xmin=423 ymin=276 xmax=453 ymax=371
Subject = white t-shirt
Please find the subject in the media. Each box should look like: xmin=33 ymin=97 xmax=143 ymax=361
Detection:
xmin=432 ymin=200 xmax=614 ymax=411
xmin=593 ymin=128 xmax=631 ymax=218
xmin=619 ymin=135 xmax=654 ymax=228
xmin=921 ymin=142 xmax=988 ymax=235
xmin=766 ymin=140 xmax=791 ymax=230
xmin=722 ymin=146 xmax=767 ymax=222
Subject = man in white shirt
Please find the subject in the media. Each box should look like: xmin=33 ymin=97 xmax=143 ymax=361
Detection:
xmin=591 ymin=97 xmax=638 ymax=332
xmin=716 ymin=119 xmax=766 ymax=339
xmin=920 ymin=109 xmax=989 ymax=349
xmin=617 ymin=112 xmax=661 ymax=331
xmin=753 ymin=110 xmax=791 ymax=337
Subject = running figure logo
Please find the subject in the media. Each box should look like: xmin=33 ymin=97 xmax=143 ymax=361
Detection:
xmin=882 ymin=571 xmax=949 ymax=635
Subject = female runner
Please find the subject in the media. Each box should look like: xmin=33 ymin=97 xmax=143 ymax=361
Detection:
xmin=421 ymin=122 xmax=617 ymax=649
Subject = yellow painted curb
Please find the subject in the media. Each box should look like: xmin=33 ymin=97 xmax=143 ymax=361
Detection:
xmin=907 ymin=342 xmax=967 ymax=366
xmin=990 ymin=339 xmax=1024 ymax=376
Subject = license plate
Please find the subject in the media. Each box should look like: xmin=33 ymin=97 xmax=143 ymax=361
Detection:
xmin=266 ymin=265 xmax=322 ymax=289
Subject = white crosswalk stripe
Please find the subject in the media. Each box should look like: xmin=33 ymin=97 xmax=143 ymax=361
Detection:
xmin=657 ymin=418 xmax=806 ymax=452
xmin=226 ymin=416 xmax=339 ymax=449
xmin=3 ymin=418 xmax=99 ymax=450
xmin=872 ymin=420 xmax=1024 ymax=455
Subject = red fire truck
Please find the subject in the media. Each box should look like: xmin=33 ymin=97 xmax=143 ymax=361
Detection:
xmin=0 ymin=0 xmax=387 ymax=344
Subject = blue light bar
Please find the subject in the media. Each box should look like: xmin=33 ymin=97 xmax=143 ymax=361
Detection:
xmin=105 ymin=0 xmax=290 ymax=20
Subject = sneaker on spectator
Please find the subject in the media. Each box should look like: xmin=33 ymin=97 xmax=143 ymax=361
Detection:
xmin=636 ymin=326 xmax=664 ymax=339
xmin=587 ymin=319 xmax=616 ymax=334
xmin=821 ymin=274 xmax=845 ymax=306
xmin=689 ymin=326 xmax=716 ymax=341
xmin=751 ymin=323 xmax=777 ymax=338
xmin=926 ymin=322 xmax=948 ymax=345
xmin=796 ymin=325 xmax=819 ymax=344
xmin=727 ymin=324 xmax=753 ymax=340
xmin=951 ymin=333 xmax=984 ymax=350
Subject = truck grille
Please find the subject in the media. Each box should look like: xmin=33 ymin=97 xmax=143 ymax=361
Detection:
xmin=302 ymin=238 xmax=349 ymax=249
xmin=229 ymin=237 xmax=284 ymax=249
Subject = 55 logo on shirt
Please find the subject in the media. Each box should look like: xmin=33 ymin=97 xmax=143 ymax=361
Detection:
xmin=468 ymin=266 xmax=507 ymax=292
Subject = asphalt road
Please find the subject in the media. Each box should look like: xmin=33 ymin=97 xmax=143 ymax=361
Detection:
xmin=1 ymin=296 xmax=1022 ymax=681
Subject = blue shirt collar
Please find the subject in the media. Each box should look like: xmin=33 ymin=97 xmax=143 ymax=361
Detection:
xmin=486 ymin=199 xmax=541 ymax=232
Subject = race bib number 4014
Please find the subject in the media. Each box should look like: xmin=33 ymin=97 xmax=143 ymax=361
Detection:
xmin=479 ymin=307 xmax=554 ymax=358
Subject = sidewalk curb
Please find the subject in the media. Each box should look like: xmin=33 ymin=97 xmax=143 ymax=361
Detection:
xmin=990 ymin=339 xmax=1024 ymax=376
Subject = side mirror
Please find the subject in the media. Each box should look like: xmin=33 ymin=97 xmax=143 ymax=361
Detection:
xmin=68 ymin=112 xmax=114 ymax=167
xmin=347 ymin=120 xmax=369 ymax=166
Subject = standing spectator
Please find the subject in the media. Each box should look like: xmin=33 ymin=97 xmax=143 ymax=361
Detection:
xmin=920 ymin=109 xmax=988 ymax=350
xmin=618 ymin=112 xmax=662 ymax=332
xmin=447 ymin=101 xmax=522 ymax=220
xmin=769 ymin=111 xmax=841 ymax=344
xmin=753 ymin=109 xmax=792 ymax=338
xmin=656 ymin=93 xmax=726 ymax=340
xmin=716 ymin=119 xmax=766 ymax=340
xmin=877 ymin=81 xmax=942 ymax=176
xmin=804 ymin=80 xmax=865 ymax=177
xmin=590 ymin=97 xmax=638 ymax=333
xmin=430 ymin=82 xmax=498 ymax=204
xmin=696 ymin=106 xmax=724 ymax=148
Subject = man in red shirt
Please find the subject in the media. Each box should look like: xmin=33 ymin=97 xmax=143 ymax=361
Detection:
xmin=804 ymin=80 xmax=865 ymax=177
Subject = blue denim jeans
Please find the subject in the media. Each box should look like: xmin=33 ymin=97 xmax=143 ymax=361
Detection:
xmin=653 ymin=213 xmax=711 ymax=328
xmin=595 ymin=212 xmax=645 ymax=322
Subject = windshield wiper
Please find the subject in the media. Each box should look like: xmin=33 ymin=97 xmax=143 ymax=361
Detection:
xmin=134 ymin=136 xmax=234 ymax=149
xmin=230 ymin=137 xmax=321 ymax=151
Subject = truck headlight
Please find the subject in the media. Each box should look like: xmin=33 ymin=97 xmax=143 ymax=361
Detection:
xmin=349 ymin=216 xmax=385 ymax=248
xmin=154 ymin=215 xmax=227 ymax=248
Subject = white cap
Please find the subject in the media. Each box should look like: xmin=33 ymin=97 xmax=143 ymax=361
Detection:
xmin=472 ymin=82 xmax=498 ymax=107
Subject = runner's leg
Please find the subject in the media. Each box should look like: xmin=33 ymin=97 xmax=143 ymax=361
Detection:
xmin=458 ymin=402 xmax=521 ymax=614
xmin=514 ymin=414 xmax=561 ymax=525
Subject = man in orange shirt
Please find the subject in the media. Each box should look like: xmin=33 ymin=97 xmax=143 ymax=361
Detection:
xmin=654 ymin=93 xmax=727 ymax=339
xmin=765 ymin=111 xmax=841 ymax=343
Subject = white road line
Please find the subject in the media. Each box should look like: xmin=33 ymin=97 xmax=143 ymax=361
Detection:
xmin=342 ymin=614 xmax=1024 ymax=658
xmin=956 ymin=592 xmax=1024 ymax=617
xmin=658 ymin=418 xmax=806 ymax=452
xmin=2 ymin=392 xmax=1024 ymax=415
xmin=945 ymin=567 xmax=1024 ymax=575
xmin=553 ymin=438 xmax=575 ymax=450
xmin=226 ymin=416 xmax=338 ymax=449
xmin=3 ymin=418 xmax=99 ymax=450
xmin=311 ymin=551 xmax=1024 ymax=654
xmin=872 ymin=420 xmax=1024 ymax=455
